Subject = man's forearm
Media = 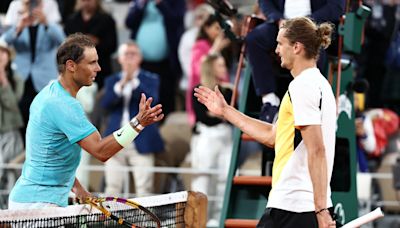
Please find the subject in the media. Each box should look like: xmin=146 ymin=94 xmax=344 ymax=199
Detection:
xmin=308 ymin=149 xmax=328 ymax=211
xmin=223 ymin=105 xmax=275 ymax=147
xmin=301 ymin=125 xmax=328 ymax=211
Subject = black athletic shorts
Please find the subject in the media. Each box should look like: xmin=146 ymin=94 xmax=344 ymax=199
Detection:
xmin=256 ymin=207 xmax=336 ymax=228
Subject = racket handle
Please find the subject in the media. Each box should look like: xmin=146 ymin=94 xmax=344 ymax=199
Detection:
xmin=109 ymin=214 xmax=128 ymax=227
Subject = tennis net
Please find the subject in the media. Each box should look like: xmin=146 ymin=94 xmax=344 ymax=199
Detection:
xmin=0 ymin=191 xmax=207 ymax=228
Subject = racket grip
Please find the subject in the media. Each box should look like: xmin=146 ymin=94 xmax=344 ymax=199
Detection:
xmin=109 ymin=214 xmax=138 ymax=228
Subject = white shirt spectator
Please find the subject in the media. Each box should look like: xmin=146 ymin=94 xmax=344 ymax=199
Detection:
xmin=178 ymin=27 xmax=198 ymax=91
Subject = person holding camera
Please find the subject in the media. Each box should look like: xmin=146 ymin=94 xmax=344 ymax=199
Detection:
xmin=4 ymin=0 xmax=61 ymax=26
xmin=1 ymin=0 xmax=65 ymax=142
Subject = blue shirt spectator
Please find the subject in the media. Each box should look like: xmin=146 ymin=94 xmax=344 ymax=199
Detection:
xmin=125 ymin=0 xmax=185 ymax=118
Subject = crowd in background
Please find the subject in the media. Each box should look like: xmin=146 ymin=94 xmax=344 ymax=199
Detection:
xmin=0 ymin=0 xmax=399 ymax=224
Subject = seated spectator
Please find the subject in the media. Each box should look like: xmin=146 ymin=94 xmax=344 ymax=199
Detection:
xmin=355 ymin=92 xmax=400 ymax=172
xmin=0 ymin=40 xmax=24 ymax=191
xmin=101 ymin=41 xmax=164 ymax=196
xmin=1 ymin=0 xmax=65 ymax=142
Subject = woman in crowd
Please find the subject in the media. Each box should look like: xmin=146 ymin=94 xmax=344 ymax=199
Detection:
xmin=0 ymin=41 xmax=24 ymax=190
xmin=186 ymin=14 xmax=230 ymax=126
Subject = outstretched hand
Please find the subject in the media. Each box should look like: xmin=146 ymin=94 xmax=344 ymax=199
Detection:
xmin=135 ymin=93 xmax=164 ymax=127
xmin=194 ymin=85 xmax=228 ymax=119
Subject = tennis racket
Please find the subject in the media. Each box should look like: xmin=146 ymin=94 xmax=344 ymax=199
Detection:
xmin=83 ymin=197 xmax=161 ymax=228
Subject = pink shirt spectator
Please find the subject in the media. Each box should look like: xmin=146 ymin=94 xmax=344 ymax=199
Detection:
xmin=186 ymin=39 xmax=229 ymax=126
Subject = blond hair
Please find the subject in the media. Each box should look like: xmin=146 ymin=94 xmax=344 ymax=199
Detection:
xmin=200 ymin=53 xmax=222 ymax=89
xmin=281 ymin=17 xmax=334 ymax=60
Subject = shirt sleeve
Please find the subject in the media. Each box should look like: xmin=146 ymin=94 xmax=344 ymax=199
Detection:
xmin=47 ymin=98 xmax=97 ymax=144
xmin=289 ymin=80 xmax=322 ymax=126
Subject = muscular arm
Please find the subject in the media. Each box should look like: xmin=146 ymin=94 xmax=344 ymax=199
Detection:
xmin=223 ymin=105 xmax=275 ymax=148
xmin=194 ymin=86 xmax=275 ymax=147
xmin=79 ymin=93 xmax=163 ymax=162
xmin=78 ymin=131 xmax=124 ymax=162
xmin=300 ymin=125 xmax=327 ymax=210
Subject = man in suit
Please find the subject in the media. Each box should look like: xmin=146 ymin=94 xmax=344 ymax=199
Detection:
xmin=246 ymin=0 xmax=345 ymax=123
xmin=101 ymin=41 xmax=164 ymax=196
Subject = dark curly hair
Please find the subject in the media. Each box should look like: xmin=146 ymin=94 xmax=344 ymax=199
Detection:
xmin=56 ymin=33 xmax=96 ymax=73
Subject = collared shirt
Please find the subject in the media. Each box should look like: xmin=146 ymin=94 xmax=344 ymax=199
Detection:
xmin=113 ymin=70 xmax=140 ymax=126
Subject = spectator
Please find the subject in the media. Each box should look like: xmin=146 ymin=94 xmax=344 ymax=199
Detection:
xmin=379 ymin=3 xmax=400 ymax=115
xmin=1 ymin=0 xmax=65 ymax=142
xmin=125 ymin=0 xmax=185 ymax=119
xmin=178 ymin=3 xmax=214 ymax=95
xmin=55 ymin=0 xmax=77 ymax=24
xmin=186 ymin=14 xmax=230 ymax=126
xmin=246 ymin=0 xmax=345 ymax=123
xmin=64 ymin=0 xmax=117 ymax=90
xmin=0 ymin=40 xmax=24 ymax=191
xmin=4 ymin=0 xmax=61 ymax=26
xmin=355 ymin=92 xmax=376 ymax=172
xmin=191 ymin=53 xmax=233 ymax=225
xmin=101 ymin=41 xmax=164 ymax=196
